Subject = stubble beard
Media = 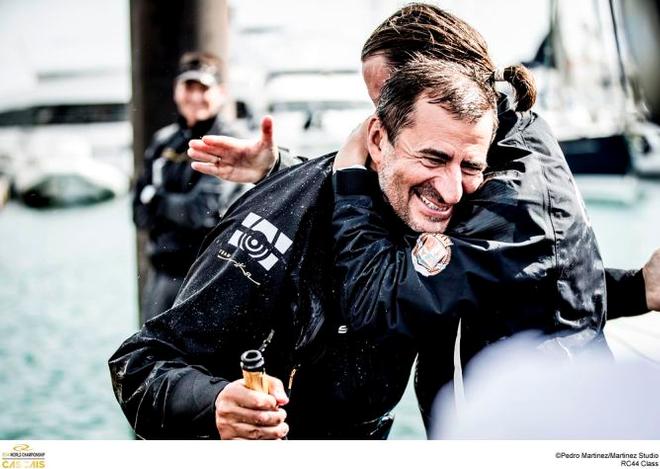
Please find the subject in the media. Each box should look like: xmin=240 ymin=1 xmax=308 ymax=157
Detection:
xmin=378 ymin=157 xmax=449 ymax=234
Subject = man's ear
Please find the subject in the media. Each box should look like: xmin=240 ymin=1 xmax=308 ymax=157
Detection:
xmin=367 ymin=116 xmax=387 ymax=171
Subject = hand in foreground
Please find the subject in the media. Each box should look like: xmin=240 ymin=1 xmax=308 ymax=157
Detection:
xmin=333 ymin=116 xmax=372 ymax=171
xmin=189 ymin=116 xmax=278 ymax=183
xmin=643 ymin=248 xmax=660 ymax=311
xmin=215 ymin=374 xmax=289 ymax=439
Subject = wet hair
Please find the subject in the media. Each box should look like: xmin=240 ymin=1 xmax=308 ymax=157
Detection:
xmin=178 ymin=51 xmax=224 ymax=84
xmin=377 ymin=57 xmax=498 ymax=144
xmin=361 ymin=2 xmax=536 ymax=112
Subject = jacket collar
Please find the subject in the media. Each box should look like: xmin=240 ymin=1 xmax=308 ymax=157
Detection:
xmin=176 ymin=113 xmax=223 ymax=138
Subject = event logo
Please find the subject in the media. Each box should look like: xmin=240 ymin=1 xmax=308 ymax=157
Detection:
xmin=1 ymin=444 xmax=46 ymax=468
xmin=411 ymin=233 xmax=453 ymax=277
xmin=228 ymin=213 xmax=293 ymax=271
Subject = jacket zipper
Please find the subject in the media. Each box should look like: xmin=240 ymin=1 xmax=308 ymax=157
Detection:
xmin=258 ymin=329 xmax=299 ymax=397
xmin=258 ymin=329 xmax=275 ymax=352
xmin=287 ymin=364 xmax=300 ymax=396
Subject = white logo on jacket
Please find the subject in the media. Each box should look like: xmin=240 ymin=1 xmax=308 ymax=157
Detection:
xmin=228 ymin=213 xmax=293 ymax=271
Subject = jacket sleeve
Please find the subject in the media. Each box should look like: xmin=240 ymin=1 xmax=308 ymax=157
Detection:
xmin=257 ymin=147 xmax=307 ymax=183
xmin=605 ymin=268 xmax=648 ymax=319
xmin=153 ymin=174 xmax=225 ymax=229
xmin=332 ymin=169 xmax=557 ymax=341
xmin=132 ymin=141 xmax=159 ymax=230
xmin=108 ymin=327 xmax=229 ymax=439
xmin=108 ymin=224 xmax=282 ymax=439
xmin=110 ymin=166 xmax=312 ymax=438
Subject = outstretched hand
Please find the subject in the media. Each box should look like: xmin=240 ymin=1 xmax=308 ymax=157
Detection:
xmin=188 ymin=116 xmax=279 ymax=183
xmin=333 ymin=116 xmax=372 ymax=171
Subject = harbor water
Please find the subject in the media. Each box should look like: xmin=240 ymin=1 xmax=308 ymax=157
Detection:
xmin=0 ymin=180 xmax=659 ymax=440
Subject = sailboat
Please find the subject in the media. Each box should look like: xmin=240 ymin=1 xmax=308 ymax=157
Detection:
xmin=524 ymin=0 xmax=660 ymax=202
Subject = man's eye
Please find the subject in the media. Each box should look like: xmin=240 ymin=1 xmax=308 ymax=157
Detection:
xmin=420 ymin=157 xmax=446 ymax=168
xmin=462 ymin=166 xmax=483 ymax=176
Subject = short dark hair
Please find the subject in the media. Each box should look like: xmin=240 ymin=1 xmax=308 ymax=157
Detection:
xmin=377 ymin=57 xmax=498 ymax=144
xmin=362 ymin=3 xmax=536 ymax=112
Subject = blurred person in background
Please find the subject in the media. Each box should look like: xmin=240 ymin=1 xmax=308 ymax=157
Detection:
xmin=133 ymin=51 xmax=249 ymax=323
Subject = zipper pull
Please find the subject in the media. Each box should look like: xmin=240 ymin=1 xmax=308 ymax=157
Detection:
xmin=287 ymin=366 xmax=299 ymax=394
xmin=259 ymin=329 xmax=275 ymax=353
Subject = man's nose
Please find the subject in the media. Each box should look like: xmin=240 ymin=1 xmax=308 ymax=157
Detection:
xmin=434 ymin=166 xmax=463 ymax=205
xmin=189 ymin=89 xmax=205 ymax=102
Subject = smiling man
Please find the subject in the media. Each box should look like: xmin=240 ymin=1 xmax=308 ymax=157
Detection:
xmin=331 ymin=56 xmax=613 ymax=431
xmin=109 ymin=58 xmax=500 ymax=441
xmin=368 ymin=71 xmax=493 ymax=234
xmin=132 ymin=52 xmax=249 ymax=323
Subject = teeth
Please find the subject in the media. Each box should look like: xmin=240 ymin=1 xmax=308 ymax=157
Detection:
xmin=420 ymin=194 xmax=440 ymax=211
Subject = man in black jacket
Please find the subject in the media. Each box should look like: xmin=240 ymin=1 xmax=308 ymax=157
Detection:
xmin=187 ymin=4 xmax=657 ymax=434
xmin=111 ymin=5 xmax=657 ymax=440
xmin=133 ymin=52 xmax=248 ymax=322
xmin=331 ymin=61 xmax=610 ymax=426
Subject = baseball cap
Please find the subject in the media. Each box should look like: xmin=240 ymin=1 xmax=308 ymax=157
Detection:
xmin=176 ymin=52 xmax=223 ymax=86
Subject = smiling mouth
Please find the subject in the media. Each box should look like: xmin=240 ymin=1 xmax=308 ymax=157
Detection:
xmin=414 ymin=189 xmax=453 ymax=218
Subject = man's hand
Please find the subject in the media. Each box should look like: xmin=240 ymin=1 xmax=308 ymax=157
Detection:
xmin=643 ymin=248 xmax=660 ymax=311
xmin=333 ymin=117 xmax=372 ymax=171
xmin=215 ymin=374 xmax=289 ymax=439
xmin=188 ymin=116 xmax=278 ymax=183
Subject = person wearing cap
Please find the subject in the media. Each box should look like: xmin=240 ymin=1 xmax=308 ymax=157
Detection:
xmin=133 ymin=51 xmax=249 ymax=323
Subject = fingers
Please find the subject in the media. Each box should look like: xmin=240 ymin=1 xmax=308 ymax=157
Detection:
xmin=192 ymin=161 xmax=262 ymax=184
xmin=220 ymin=380 xmax=279 ymax=410
xmin=191 ymin=122 xmax=277 ymax=183
xmin=215 ymin=379 xmax=289 ymax=440
xmin=266 ymin=375 xmax=289 ymax=406
xmin=217 ymin=401 xmax=287 ymax=427
xmin=334 ymin=118 xmax=371 ymax=170
xmin=218 ymin=420 xmax=289 ymax=440
xmin=199 ymin=134 xmax=247 ymax=150
xmin=357 ymin=114 xmax=373 ymax=137
xmin=643 ymin=248 xmax=660 ymax=311
xmin=188 ymin=139 xmax=239 ymax=164
xmin=188 ymin=146 xmax=220 ymax=164
xmin=216 ymin=400 xmax=288 ymax=439
xmin=260 ymin=115 xmax=274 ymax=148
xmin=190 ymin=161 xmax=222 ymax=177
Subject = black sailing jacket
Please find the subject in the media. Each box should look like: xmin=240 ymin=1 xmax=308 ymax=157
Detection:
xmin=133 ymin=115 xmax=248 ymax=276
xmin=332 ymin=108 xmax=614 ymax=430
xmin=111 ymin=106 xmax=646 ymax=439
xmin=111 ymin=154 xmax=416 ymax=439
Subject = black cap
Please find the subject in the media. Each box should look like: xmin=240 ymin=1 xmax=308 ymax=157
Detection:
xmin=240 ymin=349 xmax=265 ymax=372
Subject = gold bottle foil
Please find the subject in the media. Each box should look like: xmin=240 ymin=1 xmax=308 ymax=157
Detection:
xmin=242 ymin=369 xmax=268 ymax=393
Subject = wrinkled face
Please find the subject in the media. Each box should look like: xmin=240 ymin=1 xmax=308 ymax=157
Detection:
xmin=362 ymin=54 xmax=391 ymax=104
xmin=369 ymin=98 xmax=494 ymax=233
xmin=173 ymin=79 xmax=225 ymax=127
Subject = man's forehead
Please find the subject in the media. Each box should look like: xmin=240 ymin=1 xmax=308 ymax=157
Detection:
xmin=362 ymin=53 xmax=392 ymax=74
xmin=398 ymin=102 xmax=493 ymax=153
xmin=396 ymin=132 xmax=488 ymax=163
